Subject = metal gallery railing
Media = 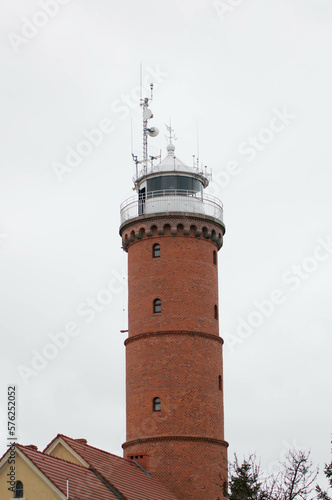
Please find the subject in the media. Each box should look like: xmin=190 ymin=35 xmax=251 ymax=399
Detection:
xmin=120 ymin=189 xmax=223 ymax=224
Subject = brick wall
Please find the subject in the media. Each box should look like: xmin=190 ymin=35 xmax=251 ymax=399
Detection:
xmin=128 ymin=233 xmax=220 ymax=336
xmin=121 ymin=215 xmax=228 ymax=499
xmin=124 ymin=438 xmax=228 ymax=500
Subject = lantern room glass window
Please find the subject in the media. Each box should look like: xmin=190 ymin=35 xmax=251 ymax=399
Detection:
xmin=147 ymin=175 xmax=203 ymax=195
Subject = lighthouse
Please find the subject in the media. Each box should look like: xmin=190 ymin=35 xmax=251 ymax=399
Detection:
xmin=119 ymin=90 xmax=228 ymax=499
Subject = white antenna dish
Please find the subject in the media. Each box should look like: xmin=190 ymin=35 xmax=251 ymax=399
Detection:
xmin=147 ymin=127 xmax=159 ymax=137
xmin=143 ymin=108 xmax=153 ymax=120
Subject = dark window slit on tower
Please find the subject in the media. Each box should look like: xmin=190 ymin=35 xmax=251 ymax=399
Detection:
xmin=153 ymin=298 xmax=161 ymax=313
xmin=153 ymin=243 xmax=160 ymax=258
xmin=153 ymin=397 xmax=161 ymax=412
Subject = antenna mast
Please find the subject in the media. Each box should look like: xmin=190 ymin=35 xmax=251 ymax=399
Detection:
xmin=141 ymin=83 xmax=154 ymax=175
xmin=196 ymin=119 xmax=200 ymax=169
xmin=132 ymin=69 xmax=159 ymax=179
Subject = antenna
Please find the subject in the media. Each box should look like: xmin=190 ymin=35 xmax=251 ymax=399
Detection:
xmin=139 ymin=63 xmax=142 ymax=104
xmin=132 ymin=153 xmax=139 ymax=180
xmin=196 ymin=119 xmax=200 ymax=169
xmin=132 ymin=69 xmax=159 ymax=178
xmin=165 ymin=121 xmax=178 ymax=146
xmin=140 ymin=81 xmax=159 ymax=174
xmin=131 ymin=117 xmax=138 ymax=179
xmin=149 ymin=153 xmax=161 ymax=169
xmin=166 ymin=120 xmax=172 ymax=143
xmin=131 ymin=117 xmax=133 ymax=155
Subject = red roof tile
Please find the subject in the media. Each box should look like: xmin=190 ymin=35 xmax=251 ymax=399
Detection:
xmin=17 ymin=445 xmax=119 ymax=500
xmin=45 ymin=434 xmax=179 ymax=500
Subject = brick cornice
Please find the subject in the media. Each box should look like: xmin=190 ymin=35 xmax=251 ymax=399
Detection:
xmin=120 ymin=214 xmax=225 ymax=252
xmin=122 ymin=435 xmax=229 ymax=449
xmin=124 ymin=330 xmax=224 ymax=346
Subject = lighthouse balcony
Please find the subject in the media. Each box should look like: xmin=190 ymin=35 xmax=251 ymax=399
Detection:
xmin=120 ymin=189 xmax=223 ymax=224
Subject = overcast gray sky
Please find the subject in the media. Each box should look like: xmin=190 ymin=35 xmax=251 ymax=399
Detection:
xmin=1 ymin=0 xmax=331 ymax=489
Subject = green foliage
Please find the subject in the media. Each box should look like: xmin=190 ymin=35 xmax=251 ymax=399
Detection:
xmin=228 ymin=454 xmax=269 ymax=500
xmin=228 ymin=449 xmax=320 ymax=500
xmin=325 ymin=462 xmax=332 ymax=486
xmin=316 ymin=460 xmax=332 ymax=500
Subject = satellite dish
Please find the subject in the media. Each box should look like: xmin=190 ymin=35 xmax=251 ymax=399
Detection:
xmin=143 ymin=108 xmax=153 ymax=120
xmin=147 ymin=127 xmax=159 ymax=137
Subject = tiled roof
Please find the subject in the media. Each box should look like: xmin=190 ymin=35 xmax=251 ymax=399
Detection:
xmin=45 ymin=434 xmax=179 ymax=500
xmin=17 ymin=444 xmax=119 ymax=500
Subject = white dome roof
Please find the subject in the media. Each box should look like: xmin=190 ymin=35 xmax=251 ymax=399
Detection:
xmin=153 ymin=153 xmax=192 ymax=174
xmin=134 ymin=144 xmax=210 ymax=188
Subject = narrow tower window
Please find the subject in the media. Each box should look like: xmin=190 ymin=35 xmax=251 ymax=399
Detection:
xmin=153 ymin=298 xmax=161 ymax=313
xmin=213 ymin=250 xmax=217 ymax=265
xmin=153 ymin=397 xmax=161 ymax=412
xmin=153 ymin=243 xmax=160 ymax=258
xmin=14 ymin=481 xmax=23 ymax=498
xmin=214 ymin=304 xmax=218 ymax=320
xmin=219 ymin=375 xmax=222 ymax=391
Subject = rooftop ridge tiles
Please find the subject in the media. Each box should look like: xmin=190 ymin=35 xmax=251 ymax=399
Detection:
xmin=1 ymin=438 xmax=179 ymax=500
xmin=57 ymin=435 xmax=134 ymax=500
xmin=42 ymin=434 xmax=161 ymax=478
xmin=18 ymin=445 xmax=71 ymax=498
xmin=17 ymin=444 xmax=89 ymax=469
xmin=59 ymin=435 xmax=179 ymax=498
xmin=58 ymin=433 xmax=133 ymax=462
xmin=18 ymin=445 xmax=117 ymax=500
xmin=0 ymin=441 xmax=23 ymax=464
xmin=0 ymin=442 xmax=42 ymax=464
xmin=42 ymin=432 xmax=63 ymax=452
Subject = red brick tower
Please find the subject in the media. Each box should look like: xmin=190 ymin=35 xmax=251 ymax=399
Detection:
xmin=120 ymin=100 xmax=228 ymax=499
